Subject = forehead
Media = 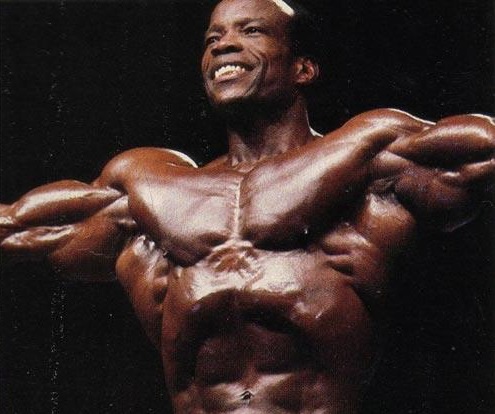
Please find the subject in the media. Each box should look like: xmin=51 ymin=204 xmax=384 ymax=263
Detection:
xmin=209 ymin=0 xmax=293 ymax=28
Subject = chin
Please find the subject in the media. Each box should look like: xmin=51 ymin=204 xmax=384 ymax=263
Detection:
xmin=210 ymin=91 xmax=295 ymax=121
xmin=210 ymin=93 xmax=258 ymax=113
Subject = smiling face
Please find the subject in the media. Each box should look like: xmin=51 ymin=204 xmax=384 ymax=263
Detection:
xmin=201 ymin=0 xmax=303 ymax=109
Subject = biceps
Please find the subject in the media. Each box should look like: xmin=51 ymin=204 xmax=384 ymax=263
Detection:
xmin=387 ymin=114 xmax=495 ymax=166
xmin=8 ymin=180 xmax=123 ymax=226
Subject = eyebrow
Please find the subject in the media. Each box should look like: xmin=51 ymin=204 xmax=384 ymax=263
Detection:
xmin=205 ymin=18 xmax=270 ymax=37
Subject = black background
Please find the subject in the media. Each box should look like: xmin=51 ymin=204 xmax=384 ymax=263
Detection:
xmin=0 ymin=1 xmax=494 ymax=413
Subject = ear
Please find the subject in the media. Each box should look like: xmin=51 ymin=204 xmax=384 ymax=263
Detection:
xmin=294 ymin=56 xmax=319 ymax=86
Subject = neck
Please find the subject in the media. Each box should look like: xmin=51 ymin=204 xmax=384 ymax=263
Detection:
xmin=221 ymin=95 xmax=319 ymax=165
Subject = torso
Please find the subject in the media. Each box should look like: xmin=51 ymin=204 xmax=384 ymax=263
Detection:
xmin=114 ymin=146 xmax=417 ymax=414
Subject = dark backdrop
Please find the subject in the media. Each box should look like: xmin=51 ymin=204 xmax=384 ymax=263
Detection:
xmin=1 ymin=1 xmax=493 ymax=413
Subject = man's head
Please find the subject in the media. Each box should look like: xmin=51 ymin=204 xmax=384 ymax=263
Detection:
xmin=201 ymin=0 xmax=320 ymax=111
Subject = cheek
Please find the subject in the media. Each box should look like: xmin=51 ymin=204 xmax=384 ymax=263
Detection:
xmin=263 ymin=43 xmax=294 ymax=69
xmin=264 ymin=51 xmax=296 ymax=81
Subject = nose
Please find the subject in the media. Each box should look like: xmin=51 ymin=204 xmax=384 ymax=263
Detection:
xmin=210 ymin=31 xmax=243 ymax=57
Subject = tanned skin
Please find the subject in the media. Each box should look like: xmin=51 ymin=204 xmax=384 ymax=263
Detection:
xmin=1 ymin=0 xmax=494 ymax=412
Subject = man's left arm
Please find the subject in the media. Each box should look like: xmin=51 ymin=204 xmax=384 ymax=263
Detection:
xmin=372 ymin=114 xmax=495 ymax=231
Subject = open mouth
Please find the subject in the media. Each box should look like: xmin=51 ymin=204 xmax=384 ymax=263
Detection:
xmin=212 ymin=63 xmax=253 ymax=81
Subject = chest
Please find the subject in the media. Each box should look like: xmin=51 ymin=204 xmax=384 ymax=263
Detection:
xmin=125 ymin=164 xmax=333 ymax=265
xmin=125 ymin=158 xmax=414 ymax=271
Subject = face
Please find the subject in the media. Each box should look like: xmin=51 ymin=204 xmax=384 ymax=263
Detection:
xmin=202 ymin=0 xmax=301 ymax=108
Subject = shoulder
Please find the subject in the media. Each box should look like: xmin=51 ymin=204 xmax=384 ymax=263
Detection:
xmin=104 ymin=147 xmax=198 ymax=169
xmin=342 ymin=108 xmax=433 ymax=131
xmin=317 ymin=109 xmax=433 ymax=154
xmin=96 ymin=147 xmax=197 ymax=188
xmin=344 ymin=109 xmax=493 ymax=139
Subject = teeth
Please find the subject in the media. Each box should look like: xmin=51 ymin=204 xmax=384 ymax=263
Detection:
xmin=214 ymin=65 xmax=246 ymax=79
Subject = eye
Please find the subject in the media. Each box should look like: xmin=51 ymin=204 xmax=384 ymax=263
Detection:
xmin=205 ymin=35 xmax=220 ymax=46
xmin=244 ymin=26 xmax=262 ymax=35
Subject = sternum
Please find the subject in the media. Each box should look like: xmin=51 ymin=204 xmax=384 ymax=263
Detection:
xmin=230 ymin=174 xmax=243 ymax=239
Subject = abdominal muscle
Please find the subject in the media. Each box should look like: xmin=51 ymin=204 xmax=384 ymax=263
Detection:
xmin=162 ymin=244 xmax=376 ymax=414
xmin=174 ymin=326 xmax=364 ymax=414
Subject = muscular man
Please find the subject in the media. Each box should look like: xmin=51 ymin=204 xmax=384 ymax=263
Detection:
xmin=2 ymin=0 xmax=494 ymax=412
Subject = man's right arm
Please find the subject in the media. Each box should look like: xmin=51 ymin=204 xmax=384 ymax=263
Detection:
xmin=1 ymin=146 xmax=197 ymax=283
xmin=1 ymin=179 xmax=136 ymax=282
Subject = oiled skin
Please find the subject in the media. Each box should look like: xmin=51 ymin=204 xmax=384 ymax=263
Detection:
xmin=2 ymin=0 xmax=495 ymax=410
xmin=1 ymin=109 xmax=494 ymax=413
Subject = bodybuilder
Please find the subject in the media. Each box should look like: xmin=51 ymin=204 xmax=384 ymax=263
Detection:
xmin=1 ymin=0 xmax=494 ymax=412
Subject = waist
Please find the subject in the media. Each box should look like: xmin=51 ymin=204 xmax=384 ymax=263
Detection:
xmin=163 ymin=314 xmax=375 ymax=404
xmin=162 ymin=249 xmax=376 ymax=401
xmin=173 ymin=367 xmax=361 ymax=414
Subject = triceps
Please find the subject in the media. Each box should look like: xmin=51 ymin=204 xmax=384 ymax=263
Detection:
xmin=46 ymin=196 xmax=137 ymax=282
xmin=373 ymin=113 xmax=494 ymax=231
xmin=0 ymin=182 xmax=135 ymax=282
xmin=392 ymin=164 xmax=487 ymax=232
